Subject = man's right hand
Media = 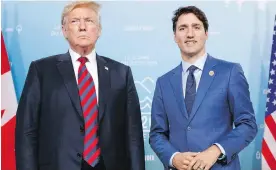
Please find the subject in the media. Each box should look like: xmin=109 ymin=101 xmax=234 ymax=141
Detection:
xmin=172 ymin=152 xmax=199 ymax=170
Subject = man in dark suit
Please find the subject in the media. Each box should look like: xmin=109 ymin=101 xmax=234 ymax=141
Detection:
xmin=15 ymin=1 xmax=145 ymax=170
xmin=149 ymin=6 xmax=257 ymax=170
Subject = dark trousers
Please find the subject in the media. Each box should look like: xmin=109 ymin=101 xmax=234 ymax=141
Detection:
xmin=81 ymin=157 xmax=106 ymax=170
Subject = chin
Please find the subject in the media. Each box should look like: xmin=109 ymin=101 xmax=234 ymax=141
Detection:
xmin=184 ymin=50 xmax=196 ymax=55
xmin=186 ymin=48 xmax=201 ymax=55
xmin=77 ymin=42 xmax=92 ymax=47
xmin=183 ymin=51 xmax=198 ymax=57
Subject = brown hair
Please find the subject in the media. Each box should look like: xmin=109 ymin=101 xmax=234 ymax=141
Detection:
xmin=172 ymin=6 xmax=209 ymax=32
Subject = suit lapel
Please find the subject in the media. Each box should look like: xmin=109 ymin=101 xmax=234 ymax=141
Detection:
xmin=170 ymin=64 xmax=189 ymax=119
xmin=96 ymin=54 xmax=110 ymax=124
xmin=56 ymin=52 xmax=83 ymax=119
xmin=188 ymin=55 xmax=219 ymax=124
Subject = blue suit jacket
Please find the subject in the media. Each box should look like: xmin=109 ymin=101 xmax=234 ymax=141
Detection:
xmin=149 ymin=55 xmax=258 ymax=170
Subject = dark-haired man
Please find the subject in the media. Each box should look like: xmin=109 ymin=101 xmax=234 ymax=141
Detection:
xmin=149 ymin=6 xmax=257 ymax=170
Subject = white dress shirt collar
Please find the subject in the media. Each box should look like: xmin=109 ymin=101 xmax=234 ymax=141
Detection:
xmin=69 ymin=48 xmax=96 ymax=62
xmin=181 ymin=53 xmax=208 ymax=72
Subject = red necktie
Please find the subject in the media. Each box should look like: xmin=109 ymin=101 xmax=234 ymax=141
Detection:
xmin=77 ymin=57 xmax=100 ymax=167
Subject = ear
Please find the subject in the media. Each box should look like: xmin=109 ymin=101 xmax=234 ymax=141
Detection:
xmin=98 ymin=30 xmax=101 ymax=37
xmin=205 ymin=31 xmax=208 ymax=40
xmin=97 ymin=25 xmax=102 ymax=38
xmin=174 ymin=32 xmax=178 ymax=43
xmin=62 ymin=24 xmax=68 ymax=39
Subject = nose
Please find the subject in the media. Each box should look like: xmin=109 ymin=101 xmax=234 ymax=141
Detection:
xmin=79 ymin=19 xmax=86 ymax=31
xmin=187 ymin=28 xmax=194 ymax=38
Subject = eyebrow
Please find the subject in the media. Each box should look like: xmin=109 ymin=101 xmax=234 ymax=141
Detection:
xmin=178 ymin=23 xmax=202 ymax=28
xmin=70 ymin=17 xmax=94 ymax=20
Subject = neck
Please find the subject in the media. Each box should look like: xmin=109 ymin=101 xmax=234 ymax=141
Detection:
xmin=70 ymin=45 xmax=94 ymax=56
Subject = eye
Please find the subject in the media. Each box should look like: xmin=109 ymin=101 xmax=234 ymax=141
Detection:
xmin=86 ymin=19 xmax=94 ymax=23
xmin=194 ymin=26 xmax=201 ymax=30
xmin=71 ymin=19 xmax=79 ymax=23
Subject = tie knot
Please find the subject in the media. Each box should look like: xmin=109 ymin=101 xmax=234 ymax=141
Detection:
xmin=188 ymin=65 xmax=198 ymax=74
xmin=78 ymin=57 xmax=88 ymax=64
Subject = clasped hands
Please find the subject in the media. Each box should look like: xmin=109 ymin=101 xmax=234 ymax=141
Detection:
xmin=172 ymin=145 xmax=221 ymax=170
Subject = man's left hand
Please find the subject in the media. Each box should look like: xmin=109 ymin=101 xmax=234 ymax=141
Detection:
xmin=187 ymin=145 xmax=222 ymax=170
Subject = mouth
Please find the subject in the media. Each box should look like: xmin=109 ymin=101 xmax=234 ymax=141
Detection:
xmin=185 ymin=40 xmax=197 ymax=46
xmin=78 ymin=35 xmax=89 ymax=39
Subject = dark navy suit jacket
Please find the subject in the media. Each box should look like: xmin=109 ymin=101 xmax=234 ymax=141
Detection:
xmin=15 ymin=52 xmax=145 ymax=170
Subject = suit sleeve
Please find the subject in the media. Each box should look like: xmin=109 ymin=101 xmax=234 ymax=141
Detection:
xmin=126 ymin=66 xmax=145 ymax=170
xmin=216 ymin=63 xmax=258 ymax=164
xmin=149 ymin=78 xmax=178 ymax=168
xmin=15 ymin=61 xmax=41 ymax=170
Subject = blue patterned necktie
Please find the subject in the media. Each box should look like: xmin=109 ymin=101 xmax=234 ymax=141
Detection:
xmin=185 ymin=65 xmax=198 ymax=116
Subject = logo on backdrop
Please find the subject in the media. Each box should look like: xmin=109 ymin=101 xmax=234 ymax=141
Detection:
xmin=121 ymin=55 xmax=158 ymax=67
xmin=135 ymin=77 xmax=157 ymax=162
xmin=51 ymin=24 xmax=63 ymax=37
xmin=134 ymin=77 xmax=155 ymax=137
xmin=5 ymin=24 xmax=23 ymax=34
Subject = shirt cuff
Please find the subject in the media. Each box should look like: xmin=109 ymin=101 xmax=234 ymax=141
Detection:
xmin=214 ymin=143 xmax=226 ymax=160
xmin=169 ymin=152 xmax=180 ymax=167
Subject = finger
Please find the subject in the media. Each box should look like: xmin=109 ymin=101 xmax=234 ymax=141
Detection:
xmin=183 ymin=165 xmax=188 ymax=169
xmin=177 ymin=164 xmax=187 ymax=170
xmin=182 ymin=159 xmax=190 ymax=165
xmin=192 ymin=160 xmax=201 ymax=170
xmin=199 ymin=162 xmax=206 ymax=170
xmin=203 ymin=164 xmax=211 ymax=170
xmin=187 ymin=158 xmax=198 ymax=170
xmin=186 ymin=152 xmax=200 ymax=156
xmin=180 ymin=164 xmax=188 ymax=170
xmin=175 ymin=160 xmax=188 ymax=170
xmin=185 ymin=155 xmax=195 ymax=162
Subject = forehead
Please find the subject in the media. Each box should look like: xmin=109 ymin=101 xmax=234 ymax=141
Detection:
xmin=176 ymin=13 xmax=203 ymax=26
xmin=67 ymin=7 xmax=98 ymax=18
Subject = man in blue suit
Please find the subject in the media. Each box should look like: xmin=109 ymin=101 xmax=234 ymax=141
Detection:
xmin=15 ymin=1 xmax=145 ymax=170
xmin=149 ymin=6 xmax=257 ymax=170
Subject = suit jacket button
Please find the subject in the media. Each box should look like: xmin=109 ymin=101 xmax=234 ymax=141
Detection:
xmin=187 ymin=126 xmax=191 ymax=131
xmin=77 ymin=153 xmax=82 ymax=158
xmin=80 ymin=126 xmax=84 ymax=133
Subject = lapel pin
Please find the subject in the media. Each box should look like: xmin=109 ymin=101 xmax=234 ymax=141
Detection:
xmin=209 ymin=70 xmax=215 ymax=76
xmin=104 ymin=66 xmax=109 ymax=70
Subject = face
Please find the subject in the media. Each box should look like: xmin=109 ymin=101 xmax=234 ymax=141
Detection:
xmin=174 ymin=13 xmax=208 ymax=58
xmin=62 ymin=7 xmax=101 ymax=49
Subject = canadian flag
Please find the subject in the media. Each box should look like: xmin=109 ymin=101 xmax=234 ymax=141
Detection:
xmin=1 ymin=33 xmax=17 ymax=170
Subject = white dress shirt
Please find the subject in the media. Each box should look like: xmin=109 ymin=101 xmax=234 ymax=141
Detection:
xmin=69 ymin=48 xmax=99 ymax=103
xmin=169 ymin=53 xmax=226 ymax=167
